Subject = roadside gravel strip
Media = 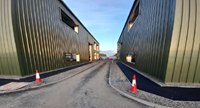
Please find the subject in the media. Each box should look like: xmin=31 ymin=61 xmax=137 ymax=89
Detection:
xmin=108 ymin=61 xmax=200 ymax=108
xmin=0 ymin=61 xmax=101 ymax=94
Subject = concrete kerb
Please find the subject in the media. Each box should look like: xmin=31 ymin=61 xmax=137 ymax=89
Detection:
xmin=0 ymin=62 xmax=98 ymax=95
xmin=108 ymin=62 xmax=170 ymax=108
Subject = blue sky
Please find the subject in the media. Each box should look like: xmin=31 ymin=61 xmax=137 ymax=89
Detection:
xmin=63 ymin=0 xmax=134 ymax=56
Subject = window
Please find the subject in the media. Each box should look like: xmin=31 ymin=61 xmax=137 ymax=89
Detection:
xmin=89 ymin=44 xmax=92 ymax=61
xmin=94 ymin=53 xmax=97 ymax=60
xmin=126 ymin=52 xmax=136 ymax=64
xmin=97 ymin=45 xmax=99 ymax=51
xmin=76 ymin=54 xmax=80 ymax=62
xmin=64 ymin=53 xmax=80 ymax=62
xmin=128 ymin=4 xmax=139 ymax=31
xmin=94 ymin=43 xmax=96 ymax=50
xmin=61 ymin=9 xmax=79 ymax=33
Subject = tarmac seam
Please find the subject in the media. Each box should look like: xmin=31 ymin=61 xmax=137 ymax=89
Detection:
xmin=0 ymin=62 xmax=99 ymax=95
xmin=108 ymin=63 xmax=170 ymax=108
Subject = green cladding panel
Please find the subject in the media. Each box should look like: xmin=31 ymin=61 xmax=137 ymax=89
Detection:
xmin=118 ymin=0 xmax=176 ymax=82
xmin=0 ymin=0 xmax=99 ymax=76
xmin=165 ymin=0 xmax=200 ymax=83
xmin=0 ymin=0 xmax=21 ymax=76
xmin=119 ymin=0 xmax=200 ymax=84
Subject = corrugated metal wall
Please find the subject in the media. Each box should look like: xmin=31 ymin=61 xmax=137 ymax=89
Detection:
xmin=0 ymin=0 xmax=21 ymax=76
xmin=165 ymin=0 xmax=200 ymax=83
xmin=5 ymin=0 xmax=98 ymax=76
xmin=119 ymin=0 xmax=176 ymax=81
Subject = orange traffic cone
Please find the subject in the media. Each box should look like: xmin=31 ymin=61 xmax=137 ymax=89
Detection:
xmin=35 ymin=70 xmax=42 ymax=83
xmin=130 ymin=74 xmax=137 ymax=92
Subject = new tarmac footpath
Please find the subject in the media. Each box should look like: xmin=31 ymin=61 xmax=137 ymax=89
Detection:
xmin=0 ymin=62 xmax=92 ymax=86
xmin=117 ymin=62 xmax=200 ymax=101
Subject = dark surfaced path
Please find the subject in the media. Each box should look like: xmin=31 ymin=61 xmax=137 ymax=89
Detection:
xmin=117 ymin=62 xmax=200 ymax=101
xmin=0 ymin=62 xmax=92 ymax=86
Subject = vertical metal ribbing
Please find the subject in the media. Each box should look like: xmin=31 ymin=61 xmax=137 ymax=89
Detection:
xmin=5 ymin=0 xmax=14 ymax=75
xmin=193 ymin=0 xmax=200 ymax=83
xmin=149 ymin=0 xmax=155 ymax=75
xmin=2 ymin=0 xmax=9 ymax=75
xmin=178 ymin=0 xmax=191 ymax=82
xmin=22 ymin=0 xmax=34 ymax=75
xmin=1 ymin=0 xmax=98 ymax=76
xmin=0 ymin=0 xmax=4 ymax=75
xmin=25 ymin=0 xmax=36 ymax=74
xmin=35 ymin=0 xmax=43 ymax=71
xmin=29 ymin=0 xmax=39 ymax=72
xmin=17 ymin=0 xmax=28 ymax=76
xmin=197 ymin=46 xmax=200 ymax=83
xmin=48 ymin=0 xmax=53 ymax=69
xmin=45 ymin=0 xmax=51 ymax=69
xmin=148 ymin=0 xmax=153 ymax=75
xmin=157 ymin=0 xmax=167 ymax=80
xmin=49 ymin=1 xmax=54 ymax=69
xmin=186 ymin=0 xmax=197 ymax=83
xmin=146 ymin=0 xmax=151 ymax=73
xmin=179 ymin=0 xmax=195 ymax=82
xmin=155 ymin=0 xmax=162 ymax=77
xmin=2 ymin=0 xmax=11 ymax=75
xmin=32 ymin=0 xmax=41 ymax=71
xmin=9 ymin=0 xmax=21 ymax=76
xmin=155 ymin=0 xmax=164 ymax=78
xmin=151 ymin=0 xmax=159 ymax=76
xmin=185 ymin=0 xmax=196 ymax=83
xmin=43 ymin=0 xmax=48 ymax=70
xmin=42 ymin=0 xmax=50 ymax=71
xmin=57 ymin=8 xmax=60 ymax=68
xmin=52 ymin=1 xmax=57 ymax=69
xmin=31 ymin=0 xmax=43 ymax=72
xmin=55 ymin=2 xmax=58 ymax=66
xmin=172 ymin=0 xmax=189 ymax=82
xmin=50 ymin=0 xmax=55 ymax=69
xmin=39 ymin=0 xmax=48 ymax=71
xmin=159 ymin=0 xmax=169 ymax=80
xmin=118 ymin=0 xmax=177 ymax=82
xmin=153 ymin=0 xmax=159 ymax=77
xmin=0 ymin=0 xmax=21 ymax=76
xmin=169 ymin=0 xmax=184 ymax=82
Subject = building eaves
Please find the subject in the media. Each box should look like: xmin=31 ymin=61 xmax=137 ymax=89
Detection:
xmin=118 ymin=0 xmax=139 ymax=43
xmin=58 ymin=0 xmax=99 ymax=44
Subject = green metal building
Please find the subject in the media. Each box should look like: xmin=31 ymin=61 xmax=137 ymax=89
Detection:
xmin=117 ymin=0 xmax=200 ymax=84
xmin=0 ymin=0 xmax=99 ymax=77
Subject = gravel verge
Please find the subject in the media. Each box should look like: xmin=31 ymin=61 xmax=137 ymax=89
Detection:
xmin=109 ymin=61 xmax=200 ymax=108
xmin=0 ymin=61 xmax=100 ymax=94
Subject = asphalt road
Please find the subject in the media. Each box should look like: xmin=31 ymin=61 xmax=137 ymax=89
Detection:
xmin=117 ymin=62 xmax=200 ymax=101
xmin=0 ymin=61 xmax=148 ymax=108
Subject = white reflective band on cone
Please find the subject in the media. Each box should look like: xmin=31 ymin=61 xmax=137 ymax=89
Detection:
xmin=36 ymin=73 xmax=40 ymax=78
xmin=132 ymin=80 xmax=136 ymax=86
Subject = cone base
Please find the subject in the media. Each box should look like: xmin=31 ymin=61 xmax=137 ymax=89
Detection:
xmin=130 ymin=86 xmax=137 ymax=92
xmin=36 ymin=79 xmax=42 ymax=83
